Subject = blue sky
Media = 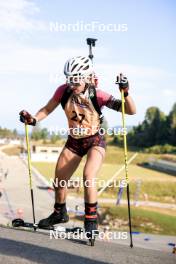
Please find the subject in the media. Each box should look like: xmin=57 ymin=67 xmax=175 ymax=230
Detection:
xmin=0 ymin=0 xmax=175 ymax=132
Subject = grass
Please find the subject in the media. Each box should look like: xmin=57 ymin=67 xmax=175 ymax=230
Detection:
xmin=32 ymin=159 xmax=176 ymax=183
xmin=2 ymin=146 xmax=21 ymax=156
xmin=102 ymin=181 xmax=176 ymax=203
xmin=137 ymin=206 xmax=176 ymax=217
xmin=101 ymin=204 xmax=176 ymax=236
xmin=104 ymin=145 xmax=161 ymax=165
xmin=32 ymin=162 xmax=56 ymax=180
xmin=32 ymin=150 xmax=176 ymax=204
xmin=3 ymin=144 xmax=175 ymax=203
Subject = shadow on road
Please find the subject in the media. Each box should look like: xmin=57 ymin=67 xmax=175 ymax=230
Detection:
xmin=0 ymin=237 xmax=107 ymax=264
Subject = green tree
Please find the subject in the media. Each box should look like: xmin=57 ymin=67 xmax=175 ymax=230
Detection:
xmin=168 ymin=103 xmax=176 ymax=145
xmin=40 ymin=128 xmax=49 ymax=140
xmin=13 ymin=129 xmax=18 ymax=137
xmin=31 ymin=124 xmax=41 ymax=140
xmin=127 ymin=107 xmax=168 ymax=147
xmin=101 ymin=117 xmax=108 ymax=130
xmin=0 ymin=127 xmax=14 ymax=138
xmin=144 ymin=107 xmax=167 ymax=146
xmin=31 ymin=125 xmax=49 ymax=141
xmin=50 ymin=133 xmax=60 ymax=144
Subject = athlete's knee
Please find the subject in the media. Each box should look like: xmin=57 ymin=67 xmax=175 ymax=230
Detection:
xmin=53 ymin=177 xmax=68 ymax=189
xmin=83 ymin=175 xmax=97 ymax=188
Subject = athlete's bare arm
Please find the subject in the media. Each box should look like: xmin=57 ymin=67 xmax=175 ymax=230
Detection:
xmin=34 ymin=98 xmax=59 ymax=122
xmin=106 ymin=95 xmax=136 ymax=115
xmin=122 ymin=95 xmax=136 ymax=115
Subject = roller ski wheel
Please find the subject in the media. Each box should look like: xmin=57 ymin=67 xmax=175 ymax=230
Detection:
xmin=84 ymin=219 xmax=99 ymax=247
xmin=12 ymin=218 xmax=37 ymax=230
xmin=89 ymin=237 xmax=95 ymax=246
xmin=12 ymin=218 xmax=25 ymax=227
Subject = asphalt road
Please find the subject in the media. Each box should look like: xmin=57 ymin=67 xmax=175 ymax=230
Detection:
xmin=0 ymin=227 xmax=175 ymax=264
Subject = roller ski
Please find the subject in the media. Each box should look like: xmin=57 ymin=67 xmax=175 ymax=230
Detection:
xmin=12 ymin=217 xmax=82 ymax=234
xmin=84 ymin=218 xmax=99 ymax=246
xmin=12 ymin=208 xmax=82 ymax=234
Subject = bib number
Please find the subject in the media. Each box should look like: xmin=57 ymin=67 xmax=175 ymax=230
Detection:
xmin=71 ymin=111 xmax=85 ymax=124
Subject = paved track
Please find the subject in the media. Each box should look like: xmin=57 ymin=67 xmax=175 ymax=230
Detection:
xmin=0 ymin=227 xmax=175 ymax=264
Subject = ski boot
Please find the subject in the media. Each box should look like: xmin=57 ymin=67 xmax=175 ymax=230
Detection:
xmin=84 ymin=202 xmax=99 ymax=246
xmin=38 ymin=207 xmax=69 ymax=229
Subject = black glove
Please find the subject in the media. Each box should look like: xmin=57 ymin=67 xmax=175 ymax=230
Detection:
xmin=19 ymin=110 xmax=37 ymax=126
xmin=116 ymin=74 xmax=129 ymax=97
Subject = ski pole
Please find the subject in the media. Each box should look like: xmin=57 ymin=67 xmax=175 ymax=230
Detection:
xmin=86 ymin=38 xmax=97 ymax=62
xmin=24 ymin=123 xmax=36 ymax=231
xmin=120 ymin=89 xmax=133 ymax=248
xmin=86 ymin=38 xmax=99 ymax=88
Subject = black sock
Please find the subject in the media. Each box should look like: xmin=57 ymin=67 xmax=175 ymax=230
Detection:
xmin=54 ymin=203 xmax=66 ymax=213
xmin=85 ymin=202 xmax=98 ymax=221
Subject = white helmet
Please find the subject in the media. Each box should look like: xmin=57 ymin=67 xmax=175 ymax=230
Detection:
xmin=64 ymin=56 xmax=93 ymax=77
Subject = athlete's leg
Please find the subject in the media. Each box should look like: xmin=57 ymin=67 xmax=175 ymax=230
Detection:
xmin=83 ymin=146 xmax=105 ymax=203
xmin=83 ymin=146 xmax=105 ymax=236
xmin=55 ymin=147 xmax=82 ymax=203
xmin=38 ymin=147 xmax=82 ymax=227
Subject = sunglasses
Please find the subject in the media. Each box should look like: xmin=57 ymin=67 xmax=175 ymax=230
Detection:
xmin=67 ymin=82 xmax=81 ymax=87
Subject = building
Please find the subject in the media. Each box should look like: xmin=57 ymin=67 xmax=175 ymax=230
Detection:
xmin=31 ymin=145 xmax=62 ymax=162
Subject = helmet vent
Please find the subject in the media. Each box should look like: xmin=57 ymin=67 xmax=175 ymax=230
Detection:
xmin=72 ymin=64 xmax=78 ymax=72
xmin=64 ymin=56 xmax=93 ymax=76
